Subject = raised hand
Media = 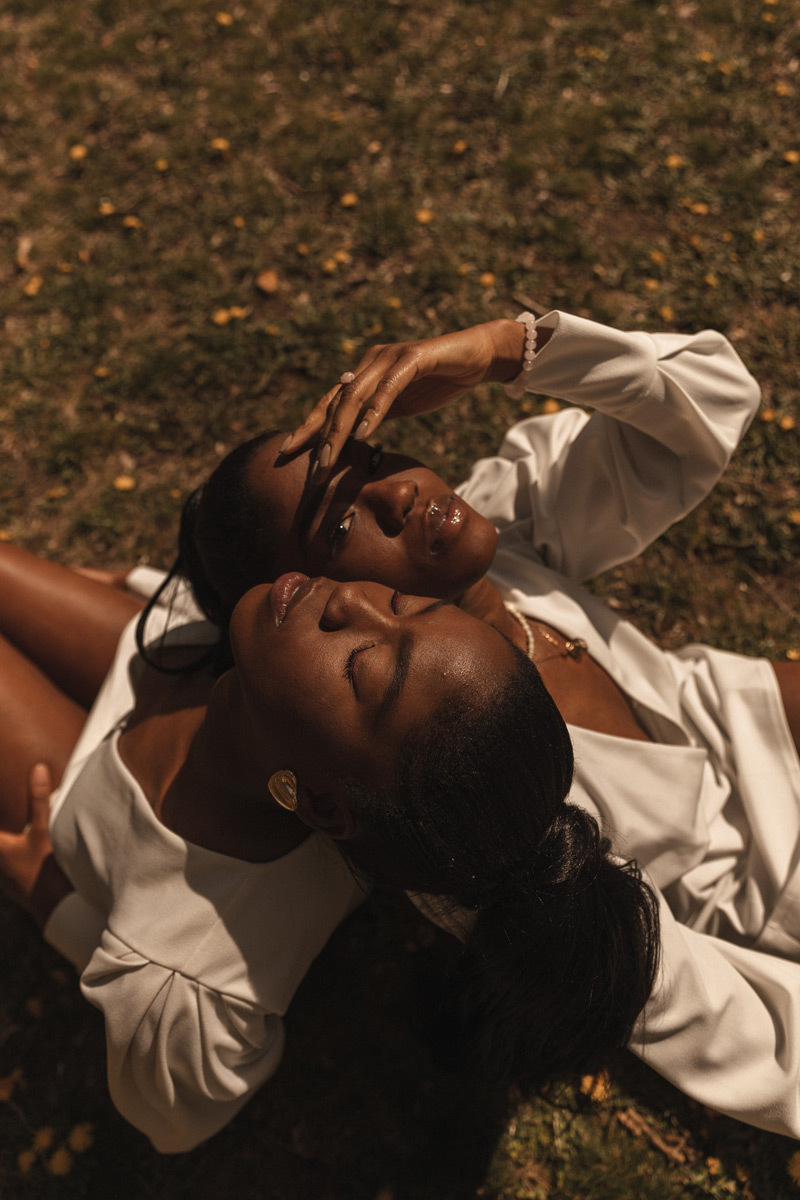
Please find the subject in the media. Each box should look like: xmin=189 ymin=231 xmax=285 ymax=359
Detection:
xmin=281 ymin=318 xmax=526 ymax=483
xmin=0 ymin=763 xmax=73 ymax=926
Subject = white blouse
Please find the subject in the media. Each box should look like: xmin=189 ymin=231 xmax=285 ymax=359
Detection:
xmin=45 ymin=591 xmax=364 ymax=1153
xmin=459 ymin=311 xmax=800 ymax=1139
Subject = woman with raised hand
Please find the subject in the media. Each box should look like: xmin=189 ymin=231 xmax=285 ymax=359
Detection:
xmin=0 ymin=546 xmax=658 ymax=1152
xmin=153 ymin=306 xmax=800 ymax=1140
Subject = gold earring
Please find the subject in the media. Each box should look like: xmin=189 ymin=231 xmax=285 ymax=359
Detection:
xmin=268 ymin=769 xmax=298 ymax=811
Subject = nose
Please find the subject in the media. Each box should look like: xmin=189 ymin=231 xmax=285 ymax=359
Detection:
xmin=320 ymin=581 xmax=387 ymax=632
xmin=360 ymin=477 xmax=418 ymax=537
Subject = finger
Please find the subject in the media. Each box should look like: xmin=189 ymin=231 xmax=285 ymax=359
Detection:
xmin=28 ymin=763 xmax=52 ymax=826
xmin=310 ymin=349 xmax=390 ymax=481
xmin=312 ymin=364 xmax=423 ymax=485
xmin=342 ymin=349 xmax=428 ymax=444
xmin=283 ymin=345 xmax=387 ymax=459
xmin=279 ymin=394 xmax=335 ymax=456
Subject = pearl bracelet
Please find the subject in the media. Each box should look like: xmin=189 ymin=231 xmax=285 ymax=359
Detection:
xmin=518 ymin=310 xmax=539 ymax=368
xmin=505 ymin=311 xmax=541 ymax=398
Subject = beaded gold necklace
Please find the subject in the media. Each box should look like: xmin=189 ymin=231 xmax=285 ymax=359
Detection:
xmin=504 ymin=604 xmax=588 ymax=664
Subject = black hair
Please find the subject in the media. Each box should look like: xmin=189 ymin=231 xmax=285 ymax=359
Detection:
xmin=135 ymin=431 xmax=280 ymax=673
xmin=136 ymin=432 xmax=659 ymax=1083
xmin=338 ymin=647 xmax=660 ymax=1089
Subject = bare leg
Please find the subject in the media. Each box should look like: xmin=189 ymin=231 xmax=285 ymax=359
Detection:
xmin=0 ymin=545 xmax=144 ymax=710
xmin=774 ymin=663 xmax=800 ymax=758
xmin=0 ymin=632 xmax=85 ymax=832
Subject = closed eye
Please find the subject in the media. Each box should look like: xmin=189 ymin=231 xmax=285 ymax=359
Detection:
xmin=344 ymin=643 xmax=373 ymax=694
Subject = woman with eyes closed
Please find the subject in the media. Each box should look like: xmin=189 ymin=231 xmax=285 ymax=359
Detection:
xmin=139 ymin=306 xmax=800 ymax=1140
xmin=0 ymin=545 xmax=659 ymax=1153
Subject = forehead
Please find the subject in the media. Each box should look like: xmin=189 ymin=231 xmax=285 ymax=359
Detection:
xmin=377 ymin=607 xmax=517 ymax=734
xmin=246 ymin=434 xmax=313 ymax=520
xmin=360 ymin=610 xmax=517 ymax=785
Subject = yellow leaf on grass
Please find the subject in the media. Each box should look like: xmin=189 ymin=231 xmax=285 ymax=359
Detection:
xmin=256 ymin=269 xmax=280 ymax=293
xmin=68 ymin=1123 xmax=95 ymax=1153
xmin=33 ymin=1127 xmax=54 ymax=1152
xmin=0 ymin=1068 xmax=23 ymax=1101
xmin=580 ymin=1070 xmax=610 ymax=1101
xmin=47 ymin=1146 xmax=73 ymax=1176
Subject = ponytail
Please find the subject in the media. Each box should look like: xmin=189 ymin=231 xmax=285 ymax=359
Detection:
xmin=338 ymin=656 xmax=659 ymax=1088
xmin=453 ymin=806 xmax=660 ymax=1085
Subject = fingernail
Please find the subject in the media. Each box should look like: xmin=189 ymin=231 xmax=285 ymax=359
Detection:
xmin=317 ymin=444 xmax=331 ymax=469
xmin=279 ymin=434 xmax=292 ymax=454
xmin=354 ymin=420 xmax=369 ymax=440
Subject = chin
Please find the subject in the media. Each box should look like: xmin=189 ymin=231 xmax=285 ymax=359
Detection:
xmin=430 ymin=528 xmax=499 ymax=599
xmin=457 ymin=517 xmax=499 ymax=584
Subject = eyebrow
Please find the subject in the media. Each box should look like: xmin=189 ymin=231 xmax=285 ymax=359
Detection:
xmin=374 ymin=597 xmax=451 ymax=721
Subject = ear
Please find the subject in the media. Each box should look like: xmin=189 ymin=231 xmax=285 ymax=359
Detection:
xmin=296 ymin=784 xmax=356 ymax=841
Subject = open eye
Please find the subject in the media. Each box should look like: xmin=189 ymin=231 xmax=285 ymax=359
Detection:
xmin=390 ymin=590 xmax=402 ymax=613
xmin=330 ymin=512 xmax=354 ymax=545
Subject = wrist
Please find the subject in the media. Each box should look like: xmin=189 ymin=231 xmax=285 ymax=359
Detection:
xmin=484 ymin=320 xmax=528 ymax=384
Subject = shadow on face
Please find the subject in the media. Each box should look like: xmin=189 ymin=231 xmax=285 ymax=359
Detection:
xmin=238 ymin=432 xmax=499 ymax=601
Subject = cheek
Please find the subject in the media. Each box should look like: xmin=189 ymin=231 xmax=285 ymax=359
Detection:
xmin=268 ymin=642 xmax=355 ymax=753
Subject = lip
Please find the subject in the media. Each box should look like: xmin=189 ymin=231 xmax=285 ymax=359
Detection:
xmin=269 ymin=572 xmax=313 ymax=626
xmin=426 ymin=495 xmax=467 ymax=554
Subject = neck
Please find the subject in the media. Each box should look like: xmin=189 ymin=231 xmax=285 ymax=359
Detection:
xmin=456 ymin=575 xmax=528 ymax=653
xmin=165 ymin=671 xmax=307 ymax=858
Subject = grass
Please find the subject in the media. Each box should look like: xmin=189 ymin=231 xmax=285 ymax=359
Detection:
xmin=1 ymin=0 xmax=800 ymax=1195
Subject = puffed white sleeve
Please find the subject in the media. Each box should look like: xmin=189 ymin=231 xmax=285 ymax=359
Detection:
xmin=457 ymin=311 xmax=760 ymax=581
xmin=79 ymin=932 xmax=284 ymax=1154
xmin=633 ymin=888 xmax=800 ymax=1139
